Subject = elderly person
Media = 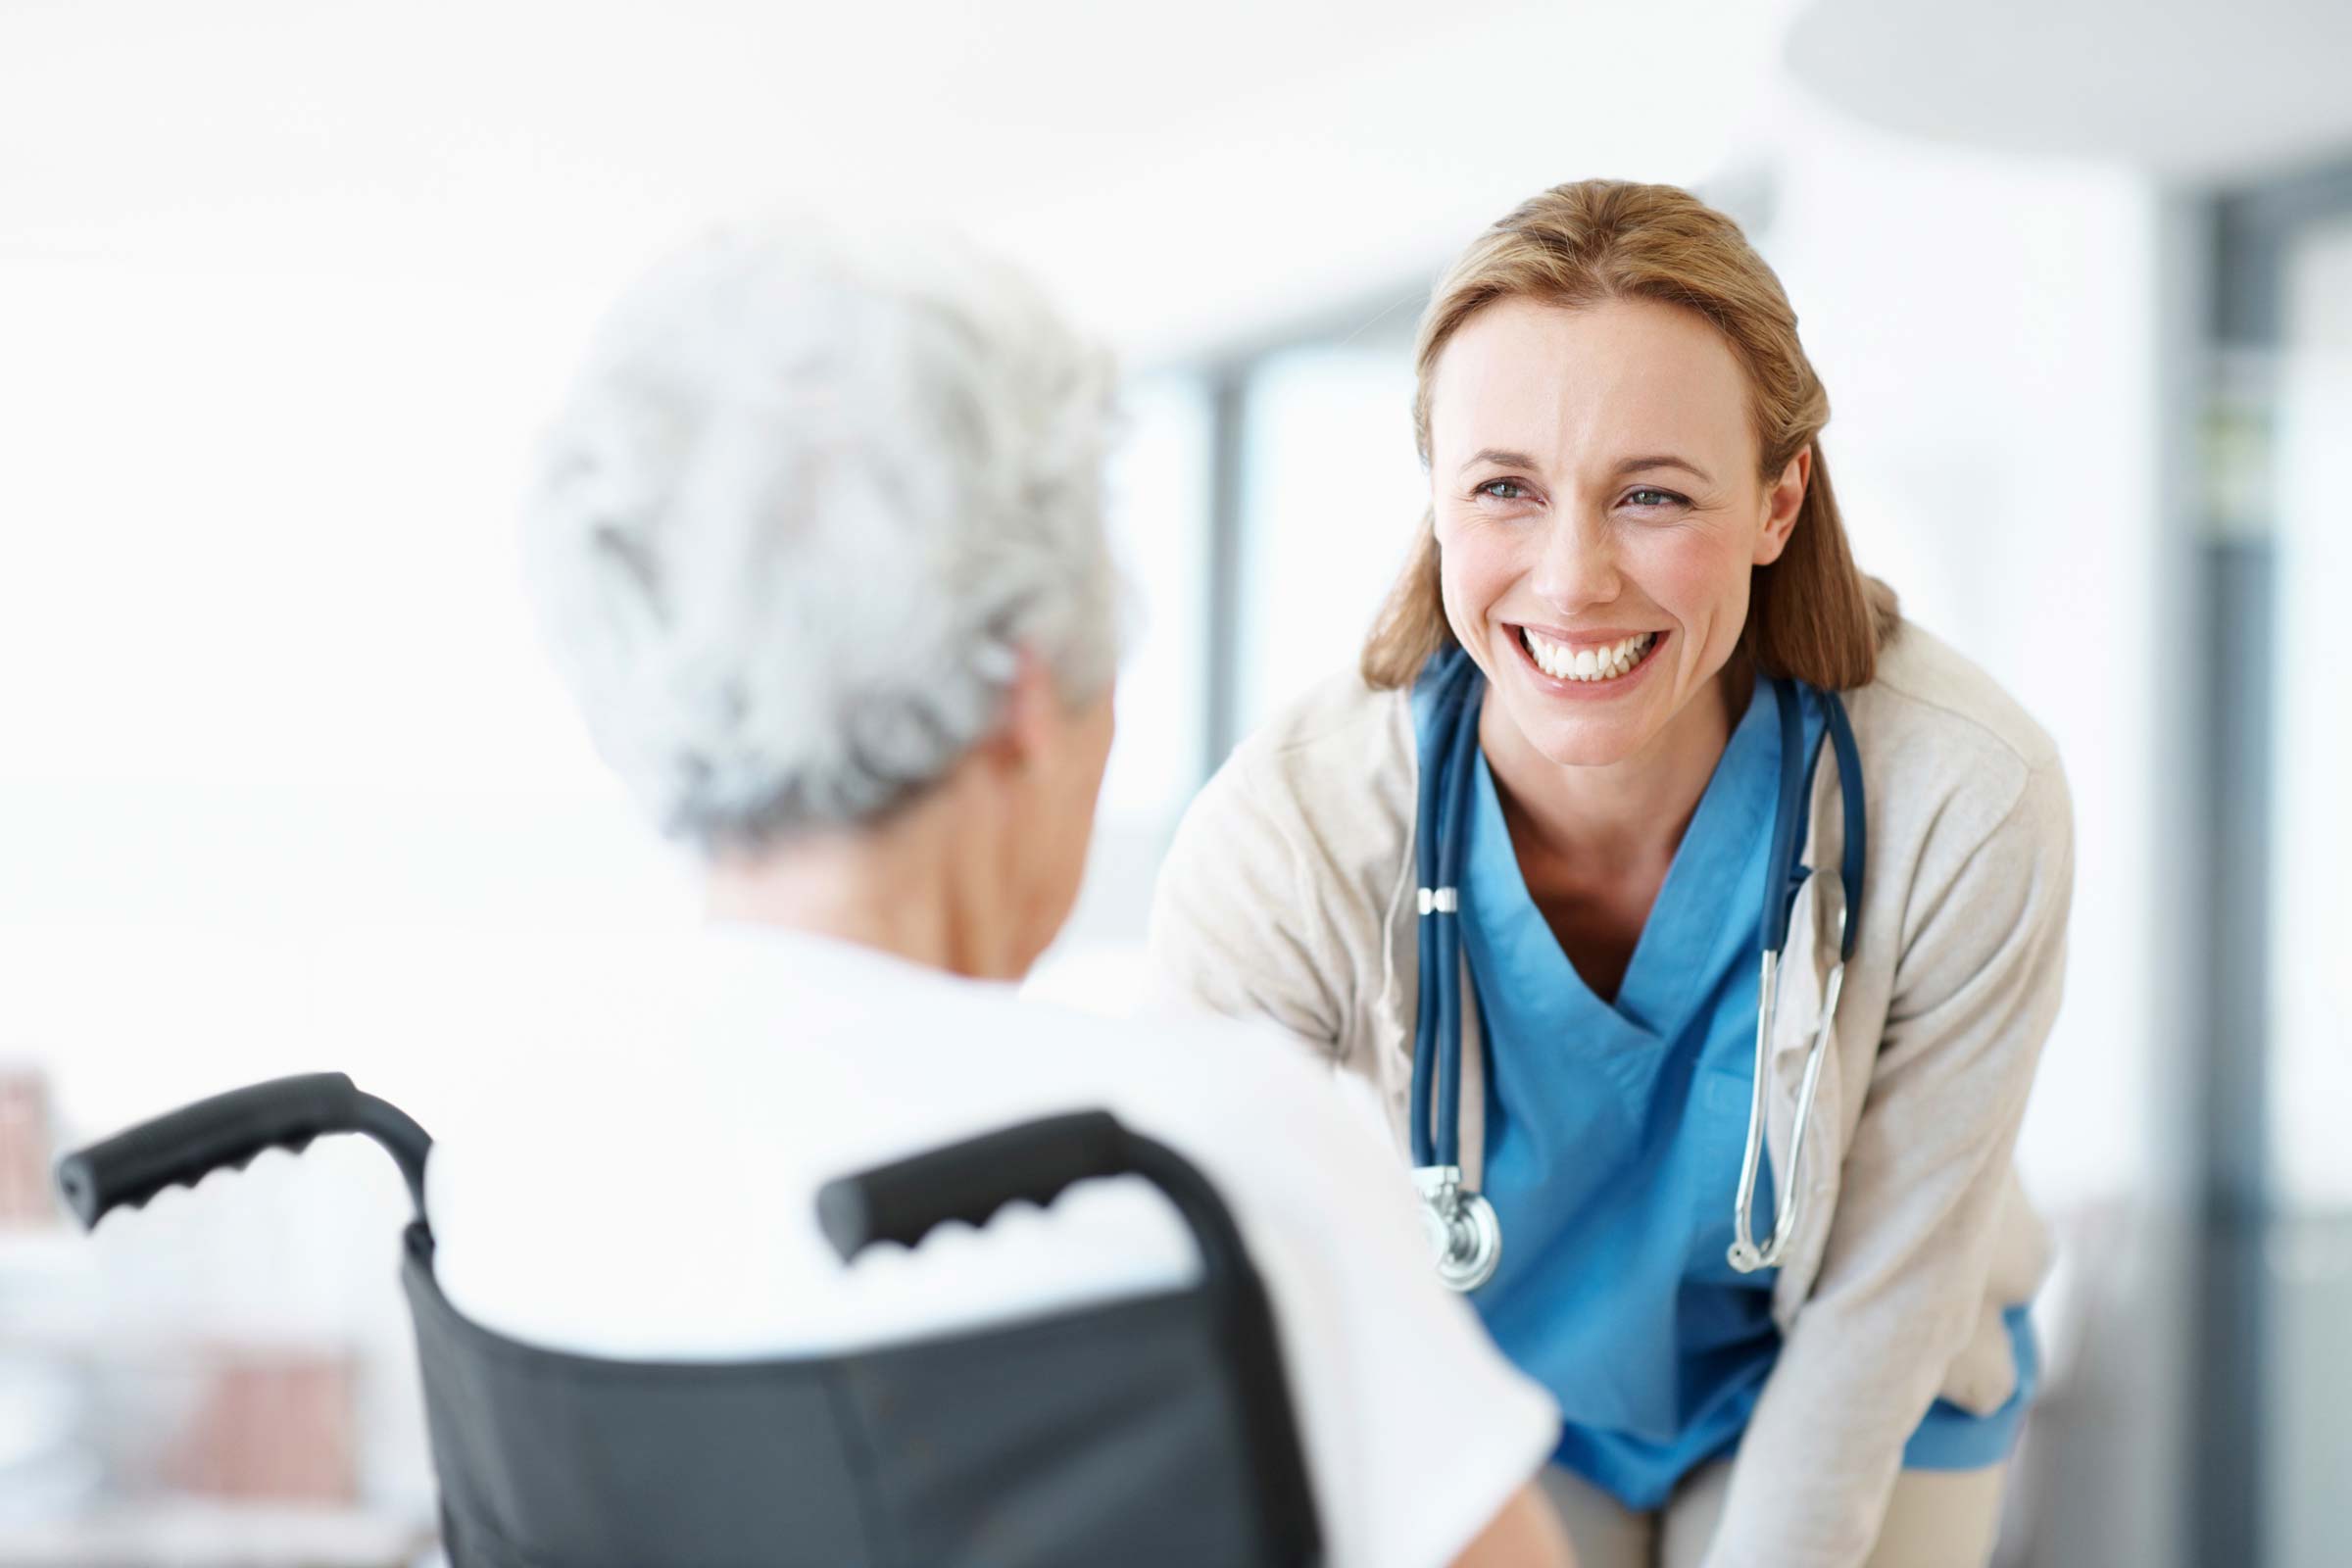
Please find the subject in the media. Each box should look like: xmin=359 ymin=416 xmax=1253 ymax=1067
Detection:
xmin=1152 ymin=180 xmax=2072 ymax=1568
xmin=420 ymin=224 xmax=1574 ymax=1568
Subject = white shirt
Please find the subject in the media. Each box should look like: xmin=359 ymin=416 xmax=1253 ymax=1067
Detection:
xmin=427 ymin=924 xmax=1558 ymax=1568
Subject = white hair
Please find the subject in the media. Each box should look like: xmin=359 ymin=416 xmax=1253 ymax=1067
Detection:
xmin=522 ymin=221 xmax=1121 ymax=852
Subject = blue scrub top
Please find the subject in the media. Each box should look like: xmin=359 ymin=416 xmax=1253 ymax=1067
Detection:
xmin=1412 ymin=653 xmax=2036 ymax=1510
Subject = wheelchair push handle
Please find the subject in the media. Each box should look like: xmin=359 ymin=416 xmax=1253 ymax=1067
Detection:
xmin=816 ymin=1109 xmax=1323 ymax=1564
xmin=55 ymin=1072 xmax=433 ymax=1231
xmin=815 ymin=1109 xmax=1263 ymax=1304
xmin=816 ymin=1109 xmax=1131 ymax=1261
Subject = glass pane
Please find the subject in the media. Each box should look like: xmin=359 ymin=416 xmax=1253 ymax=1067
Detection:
xmin=2269 ymin=217 xmax=2352 ymax=1206
xmin=1034 ymin=370 xmax=1212 ymax=969
xmin=1100 ymin=371 xmax=1212 ymax=824
xmin=1235 ymin=338 xmax=1426 ymax=734
xmin=2266 ymin=213 xmax=2352 ymax=1568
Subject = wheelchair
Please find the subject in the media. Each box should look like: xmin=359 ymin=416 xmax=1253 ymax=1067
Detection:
xmin=57 ymin=1073 xmax=1326 ymax=1567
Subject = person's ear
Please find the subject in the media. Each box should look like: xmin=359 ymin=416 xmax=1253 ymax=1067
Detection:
xmin=977 ymin=647 xmax=1058 ymax=775
xmin=1754 ymin=446 xmax=1810 ymax=566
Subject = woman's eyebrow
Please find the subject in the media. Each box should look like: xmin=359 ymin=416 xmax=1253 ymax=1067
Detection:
xmin=1613 ymin=454 xmax=1714 ymax=484
xmin=1457 ymin=449 xmax=1717 ymax=486
xmin=1459 ymin=447 xmax=1542 ymax=475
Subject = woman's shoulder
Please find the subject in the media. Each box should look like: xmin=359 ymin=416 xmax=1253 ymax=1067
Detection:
xmin=1151 ymin=669 xmax=1417 ymax=1039
xmin=1854 ymin=621 xmax=2062 ymax=773
xmin=1233 ymin=665 xmax=1416 ymax=769
xmin=1195 ymin=666 xmax=1418 ymax=848
xmin=1845 ymin=620 xmax=2071 ymax=868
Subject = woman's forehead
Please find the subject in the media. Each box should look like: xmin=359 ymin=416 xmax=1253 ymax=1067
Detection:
xmin=1428 ymin=295 xmax=1752 ymax=467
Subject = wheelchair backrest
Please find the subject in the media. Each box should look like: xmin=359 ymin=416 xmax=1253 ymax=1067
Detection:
xmin=61 ymin=1082 xmax=1325 ymax=1568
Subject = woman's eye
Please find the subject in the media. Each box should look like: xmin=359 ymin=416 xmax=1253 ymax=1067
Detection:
xmin=1476 ymin=478 xmax=1530 ymax=502
xmin=1624 ymin=487 xmax=1688 ymax=511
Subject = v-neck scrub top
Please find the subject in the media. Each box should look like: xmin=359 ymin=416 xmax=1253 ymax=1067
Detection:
xmin=1412 ymin=657 xmax=2038 ymax=1510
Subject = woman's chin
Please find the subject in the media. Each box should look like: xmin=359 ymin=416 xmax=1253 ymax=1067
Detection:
xmin=1532 ymin=728 xmax=1648 ymax=771
xmin=1486 ymin=658 xmax=1669 ymax=769
xmin=1494 ymin=694 xmax=1656 ymax=771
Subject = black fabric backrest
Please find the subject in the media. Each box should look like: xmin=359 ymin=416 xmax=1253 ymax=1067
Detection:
xmin=55 ymin=1084 xmax=1323 ymax=1566
xmin=402 ymin=1225 xmax=1312 ymax=1568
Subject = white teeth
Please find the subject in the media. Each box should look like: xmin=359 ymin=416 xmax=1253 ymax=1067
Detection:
xmin=1520 ymin=628 xmax=1655 ymax=683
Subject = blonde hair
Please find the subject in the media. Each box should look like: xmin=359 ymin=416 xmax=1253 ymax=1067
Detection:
xmin=1362 ymin=178 xmax=1898 ymax=691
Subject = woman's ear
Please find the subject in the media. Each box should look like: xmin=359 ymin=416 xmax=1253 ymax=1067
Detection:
xmin=978 ymin=647 xmax=1057 ymax=774
xmin=1754 ymin=446 xmax=1811 ymax=566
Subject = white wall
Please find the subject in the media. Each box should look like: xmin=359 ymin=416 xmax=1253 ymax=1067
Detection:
xmin=0 ymin=260 xmax=700 ymax=1123
xmin=1759 ymin=91 xmax=2167 ymax=1215
xmin=1756 ymin=91 xmax=2182 ymax=1568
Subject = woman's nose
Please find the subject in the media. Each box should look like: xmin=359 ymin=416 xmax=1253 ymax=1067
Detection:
xmin=1530 ymin=512 xmax=1621 ymax=613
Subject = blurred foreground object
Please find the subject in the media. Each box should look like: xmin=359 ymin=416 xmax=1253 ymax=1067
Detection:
xmin=0 ymin=1500 xmax=425 ymax=1568
xmin=0 ymin=1069 xmax=60 ymax=1227
xmin=158 ymin=1348 xmax=356 ymax=1502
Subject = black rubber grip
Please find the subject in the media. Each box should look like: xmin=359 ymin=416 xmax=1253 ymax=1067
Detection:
xmin=815 ymin=1110 xmax=1130 ymax=1263
xmin=55 ymin=1072 xmax=368 ymax=1231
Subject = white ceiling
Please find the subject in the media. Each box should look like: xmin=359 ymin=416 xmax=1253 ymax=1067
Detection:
xmin=10 ymin=0 xmax=2345 ymax=365
xmin=0 ymin=0 xmax=1790 ymax=360
xmin=1786 ymin=0 xmax=2352 ymax=181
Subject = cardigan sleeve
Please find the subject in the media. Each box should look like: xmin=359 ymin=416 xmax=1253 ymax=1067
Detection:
xmin=1147 ymin=752 xmax=1352 ymax=1060
xmin=1702 ymin=755 xmax=2075 ymax=1567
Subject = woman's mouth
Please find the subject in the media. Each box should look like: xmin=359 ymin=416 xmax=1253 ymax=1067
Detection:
xmin=1514 ymin=625 xmax=1665 ymax=686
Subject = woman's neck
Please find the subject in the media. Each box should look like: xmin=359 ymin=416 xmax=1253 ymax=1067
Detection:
xmin=702 ymin=782 xmax=1020 ymax=981
xmin=1479 ymin=658 xmax=1750 ymax=877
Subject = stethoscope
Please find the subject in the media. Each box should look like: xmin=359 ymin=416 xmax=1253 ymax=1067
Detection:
xmin=1410 ymin=652 xmax=1866 ymax=1292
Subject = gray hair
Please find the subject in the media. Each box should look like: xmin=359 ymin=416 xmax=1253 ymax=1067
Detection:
xmin=522 ymin=222 xmax=1122 ymax=852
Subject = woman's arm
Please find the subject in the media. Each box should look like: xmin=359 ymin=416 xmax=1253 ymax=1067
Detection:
xmin=1703 ymin=757 xmax=2075 ymax=1567
xmin=1455 ymin=1481 xmax=1577 ymax=1568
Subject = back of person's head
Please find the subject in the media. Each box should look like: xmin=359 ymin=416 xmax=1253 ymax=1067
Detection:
xmin=523 ymin=221 xmax=1121 ymax=855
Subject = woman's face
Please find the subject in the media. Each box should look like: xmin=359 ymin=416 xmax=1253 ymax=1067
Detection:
xmin=1425 ymin=294 xmax=1806 ymax=770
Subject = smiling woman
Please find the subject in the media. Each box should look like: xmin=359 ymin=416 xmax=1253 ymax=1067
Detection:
xmin=1430 ymin=296 xmax=1803 ymax=756
xmin=1364 ymin=192 xmax=1897 ymax=709
xmin=1151 ymin=180 xmax=2072 ymax=1568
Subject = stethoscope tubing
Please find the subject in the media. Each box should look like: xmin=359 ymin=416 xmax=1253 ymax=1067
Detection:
xmin=1410 ymin=656 xmax=1483 ymax=1171
xmin=1410 ymin=653 xmax=1864 ymax=1289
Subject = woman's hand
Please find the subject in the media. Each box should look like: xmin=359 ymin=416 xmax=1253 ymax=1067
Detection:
xmin=1453 ymin=1479 xmax=1577 ymax=1568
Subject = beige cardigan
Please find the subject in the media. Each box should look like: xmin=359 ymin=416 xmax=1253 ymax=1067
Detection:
xmin=1149 ymin=622 xmax=2071 ymax=1568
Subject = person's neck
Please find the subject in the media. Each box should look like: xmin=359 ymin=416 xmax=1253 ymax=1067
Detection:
xmin=702 ymin=786 xmax=1018 ymax=981
xmin=1479 ymin=658 xmax=1751 ymax=876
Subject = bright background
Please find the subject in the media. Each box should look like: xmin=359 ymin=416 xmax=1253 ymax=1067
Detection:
xmin=2 ymin=1 xmax=2348 ymax=1563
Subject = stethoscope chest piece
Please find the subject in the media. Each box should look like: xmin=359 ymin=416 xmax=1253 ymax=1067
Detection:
xmin=1414 ymin=1165 xmax=1501 ymax=1293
